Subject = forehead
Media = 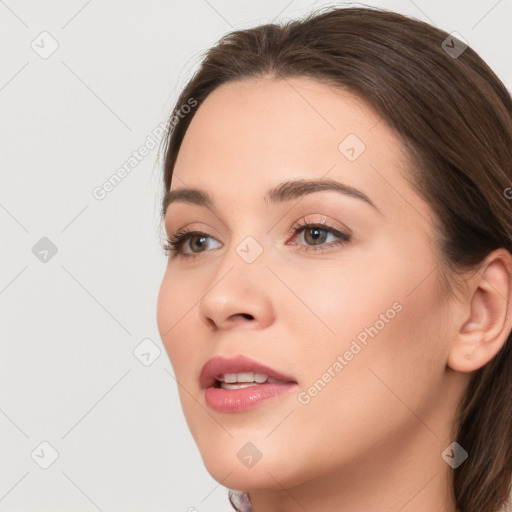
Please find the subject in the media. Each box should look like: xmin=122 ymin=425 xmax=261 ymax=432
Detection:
xmin=179 ymin=76 xmax=387 ymax=159
xmin=170 ymin=77 xmax=429 ymax=224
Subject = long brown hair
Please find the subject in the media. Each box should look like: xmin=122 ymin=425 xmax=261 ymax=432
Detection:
xmin=160 ymin=6 xmax=512 ymax=511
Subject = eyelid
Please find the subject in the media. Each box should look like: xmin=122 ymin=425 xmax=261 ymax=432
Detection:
xmin=288 ymin=214 xmax=352 ymax=238
xmin=165 ymin=215 xmax=348 ymax=245
xmin=165 ymin=221 xmax=221 ymax=239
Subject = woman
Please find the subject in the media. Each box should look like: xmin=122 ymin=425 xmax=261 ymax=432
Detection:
xmin=156 ymin=6 xmax=512 ymax=511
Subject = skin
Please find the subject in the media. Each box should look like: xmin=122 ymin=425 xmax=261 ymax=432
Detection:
xmin=156 ymin=77 xmax=512 ymax=512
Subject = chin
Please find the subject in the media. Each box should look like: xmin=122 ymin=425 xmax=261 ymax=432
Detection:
xmin=198 ymin=436 xmax=322 ymax=494
xmin=203 ymin=455 xmax=290 ymax=491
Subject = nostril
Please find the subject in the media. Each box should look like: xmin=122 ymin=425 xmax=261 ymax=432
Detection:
xmin=238 ymin=313 xmax=254 ymax=320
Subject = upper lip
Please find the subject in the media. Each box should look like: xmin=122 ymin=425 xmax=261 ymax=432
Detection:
xmin=200 ymin=355 xmax=297 ymax=388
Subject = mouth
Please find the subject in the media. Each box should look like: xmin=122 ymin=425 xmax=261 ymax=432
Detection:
xmin=200 ymin=354 xmax=297 ymax=388
xmin=214 ymin=372 xmax=287 ymax=389
xmin=200 ymin=355 xmax=298 ymax=412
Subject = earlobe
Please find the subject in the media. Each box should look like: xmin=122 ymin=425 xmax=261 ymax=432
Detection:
xmin=447 ymin=249 xmax=512 ymax=373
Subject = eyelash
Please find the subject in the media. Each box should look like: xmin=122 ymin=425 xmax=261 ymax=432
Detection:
xmin=162 ymin=219 xmax=352 ymax=260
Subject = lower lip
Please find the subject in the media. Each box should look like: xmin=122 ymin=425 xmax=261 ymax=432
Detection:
xmin=204 ymin=383 xmax=297 ymax=412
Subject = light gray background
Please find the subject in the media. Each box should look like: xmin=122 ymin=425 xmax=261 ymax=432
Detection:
xmin=1 ymin=1 xmax=510 ymax=511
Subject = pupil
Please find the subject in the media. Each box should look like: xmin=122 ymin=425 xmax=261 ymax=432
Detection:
xmin=306 ymin=228 xmax=326 ymax=245
xmin=192 ymin=236 xmax=207 ymax=252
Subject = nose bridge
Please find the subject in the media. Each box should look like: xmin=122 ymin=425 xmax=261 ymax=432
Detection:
xmin=215 ymin=212 xmax=269 ymax=272
xmin=210 ymin=230 xmax=269 ymax=294
xmin=198 ymin=229 xmax=274 ymax=329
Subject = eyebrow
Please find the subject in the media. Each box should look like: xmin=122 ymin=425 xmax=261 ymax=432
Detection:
xmin=162 ymin=178 xmax=381 ymax=217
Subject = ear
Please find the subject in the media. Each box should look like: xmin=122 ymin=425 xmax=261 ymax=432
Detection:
xmin=447 ymin=248 xmax=512 ymax=373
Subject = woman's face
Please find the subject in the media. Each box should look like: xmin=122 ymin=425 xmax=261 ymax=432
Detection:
xmin=157 ymin=77 xmax=462 ymax=492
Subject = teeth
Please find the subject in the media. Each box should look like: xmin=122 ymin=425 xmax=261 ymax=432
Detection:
xmin=219 ymin=376 xmax=284 ymax=390
xmin=220 ymin=382 xmax=259 ymax=390
xmin=237 ymin=371 xmax=254 ymax=382
xmin=217 ymin=372 xmax=272 ymax=384
xmin=254 ymin=373 xmax=268 ymax=383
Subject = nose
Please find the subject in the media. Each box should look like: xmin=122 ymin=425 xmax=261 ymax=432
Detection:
xmin=198 ymin=252 xmax=276 ymax=332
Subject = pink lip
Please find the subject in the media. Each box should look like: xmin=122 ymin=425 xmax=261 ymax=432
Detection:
xmin=200 ymin=355 xmax=298 ymax=413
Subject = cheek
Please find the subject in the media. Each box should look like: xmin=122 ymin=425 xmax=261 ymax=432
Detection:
xmin=156 ymin=271 xmax=198 ymax=373
xmin=269 ymin=290 xmax=446 ymax=487
xmin=275 ymin=251 xmax=395 ymax=350
xmin=287 ymin=241 xmax=447 ymax=435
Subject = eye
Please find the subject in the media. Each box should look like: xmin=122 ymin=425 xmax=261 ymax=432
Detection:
xmin=287 ymin=218 xmax=352 ymax=253
xmin=162 ymin=218 xmax=352 ymax=259
xmin=162 ymin=227 xmax=221 ymax=259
